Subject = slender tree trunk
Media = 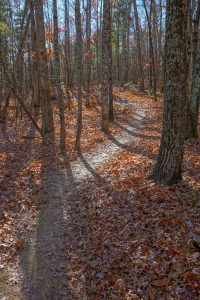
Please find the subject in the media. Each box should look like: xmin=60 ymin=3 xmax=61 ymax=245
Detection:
xmin=64 ymin=0 xmax=71 ymax=110
xmin=108 ymin=1 xmax=113 ymax=122
xmin=186 ymin=0 xmax=200 ymax=139
xmin=30 ymin=0 xmax=39 ymax=107
xmin=143 ymin=0 xmax=157 ymax=100
xmin=95 ymin=0 xmax=99 ymax=85
xmin=158 ymin=0 xmax=164 ymax=91
xmin=133 ymin=0 xmax=144 ymax=91
xmin=75 ymin=0 xmax=83 ymax=150
xmin=101 ymin=0 xmax=112 ymax=131
xmin=116 ymin=17 xmax=120 ymax=85
xmin=186 ymin=48 xmax=200 ymax=139
xmin=86 ymin=0 xmax=92 ymax=108
xmin=151 ymin=0 xmax=189 ymax=185
xmin=53 ymin=0 xmax=66 ymax=151
xmin=34 ymin=0 xmax=54 ymax=134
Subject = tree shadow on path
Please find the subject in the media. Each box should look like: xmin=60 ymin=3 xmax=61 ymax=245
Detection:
xmin=17 ymin=138 xmax=76 ymax=300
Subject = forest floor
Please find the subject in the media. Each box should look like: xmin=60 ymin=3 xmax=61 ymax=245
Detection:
xmin=0 ymin=90 xmax=200 ymax=299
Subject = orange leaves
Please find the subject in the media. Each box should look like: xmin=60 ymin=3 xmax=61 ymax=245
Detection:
xmin=46 ymin=47 xmax=54 ymax=59
xmin=31 ymin=51 xmax=37 ymax=58
xmin=46 ymin=32 xmax=54 ymax=42
xmin=16 ymin=239 xmax=24 ymax=250
xmin=31 ymin=47 xmax=54 ymax=60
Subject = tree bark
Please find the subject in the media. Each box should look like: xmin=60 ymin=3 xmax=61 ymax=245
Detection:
xmin=53 ymin=0 xmax=66 ymax=151
xmin=133 ymin=0 xmax=144 ymax=91
xmin=30 ymin=0 xmax=39 ymax=107
xmin=186 ymin=0 xmax=200 ymax=139
xmin=143 ymin=0 xmax=157 ymax=100
xmin=34 ymin=0 xmax=54 ymax=134
xmin=75 ymin=0 xmax=83 ymax=150
xmin=151 ymin=0 xmax=189 ymax=185
xmin=86 ymin=0 xmax=92 ymax=108
xmin=101 ymin=0 xmax=112 ymax=131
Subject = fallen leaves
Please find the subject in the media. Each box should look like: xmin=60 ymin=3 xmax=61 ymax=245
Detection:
xmin=0 ymin=89 xmax=199 ymax=299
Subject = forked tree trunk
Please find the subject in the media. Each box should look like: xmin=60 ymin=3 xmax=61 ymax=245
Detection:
xmin=34 ymin=0 xmax=54 ymax=134
xmin=151 ymin=0 xmax=189 ymax=185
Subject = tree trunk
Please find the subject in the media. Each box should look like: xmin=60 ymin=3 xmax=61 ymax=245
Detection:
xmin=30 ymin=0 xmax=39 ymax=107
xmin=86 ymin=0 xmax=92 ymax=108
xmin=151 ymin=0 xmax=189 ymax=185
xmin=64 ymin=0 xmax=72 ymax=110
xmin=186 ymin=0 xmax=200 ymax=139
xmin=75 ymin=0 xmax=83 ymax=150
xmin=101 ymin=0 xmax=112 ymax=132
xmin=34 ymin=0 xmax=54 ymax=134
xmin=186 ymin=49 xmax=200 ymax=139
xmin=133 ymin=0 xmax=145 ymax=92
xmin=53 ymin=0 xmax=66 ymax=151
xmin=143 ymin=0 xmax=157 ymax=100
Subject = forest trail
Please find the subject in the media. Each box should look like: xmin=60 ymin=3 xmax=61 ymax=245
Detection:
xmin=1 ymin=102 xmax=145 ymax=300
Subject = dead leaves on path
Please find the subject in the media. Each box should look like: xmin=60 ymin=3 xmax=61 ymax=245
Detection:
xmin=64 ymin=95 xmax=200 ymax=298
xmin=0 ymin=90 xmax=200 ymax=299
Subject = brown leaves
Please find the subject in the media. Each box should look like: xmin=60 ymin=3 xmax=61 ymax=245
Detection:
xmin=1 ymin=90 xmax=200 ymax=298
xmin=151 ymin=277 xmax=169 ymax=287
xmin=185 ymin=271 xmax=200 ymax=287
xmin=148 ymin=278 xmax=170 ymax=300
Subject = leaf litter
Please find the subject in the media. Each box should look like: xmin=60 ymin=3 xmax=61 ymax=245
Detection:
xmin=0 ymin=89 xmax=200 ymax=299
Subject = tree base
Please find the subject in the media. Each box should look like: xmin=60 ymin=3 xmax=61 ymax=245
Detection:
xmin=149 ymin=170 xmax=182 ymax=186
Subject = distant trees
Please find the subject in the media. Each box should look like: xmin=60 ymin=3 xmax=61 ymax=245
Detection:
xmin=0 ymin=0 xmax=199 ymax=174
xmin=151 ymin=0 xmax=190 ymax=185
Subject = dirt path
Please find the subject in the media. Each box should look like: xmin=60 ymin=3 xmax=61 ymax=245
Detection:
xmin=0 ymin=102 xmax=145 ymax=300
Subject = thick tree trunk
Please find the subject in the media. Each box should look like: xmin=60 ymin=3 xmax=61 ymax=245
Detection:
xmin=34 ymin=0 xmax=54 ymax=134
xmin=151 ymin=0 xmax=189 ymax=185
